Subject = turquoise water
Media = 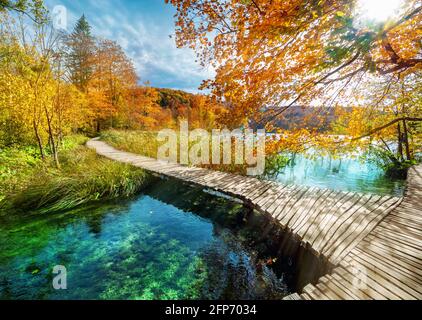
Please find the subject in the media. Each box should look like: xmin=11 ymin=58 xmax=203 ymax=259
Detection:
xmin=0 ymin=179 xmax=290 ymax=300
xmin=270 ymin=153 xmax=405 ymax=196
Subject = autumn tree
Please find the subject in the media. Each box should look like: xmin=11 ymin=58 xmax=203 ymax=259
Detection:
xmin=123 ymin=86 xmax=173 ymax=130
xmin=0 ymin=28 xmax=34 ymax=146
xmin=167 ymin=1 xmax=421 ymax=121
xmin=335 ymin=73 xmax=421 ymax=164
xmin=65 ymin=15 xmax=95 ymax=92
xmin=0 ymin=11 xmax=85 ymax=167
xmin=88 ymin=39 xmax=138 ymax=132
xmin=189 ymin=94 xmax=226 ymax=130
xmin=167 ymin=0 xmax=421 ymax=164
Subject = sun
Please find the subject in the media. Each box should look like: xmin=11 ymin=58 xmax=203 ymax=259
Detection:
xmin=356 ymin=0 xmax=404 ymax=23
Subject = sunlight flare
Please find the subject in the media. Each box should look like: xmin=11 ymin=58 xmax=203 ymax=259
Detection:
xmin=356 ymin=0 xmax=404 ymax=23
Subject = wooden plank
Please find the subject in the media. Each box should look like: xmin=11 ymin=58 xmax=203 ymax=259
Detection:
xmin=350 ymin=253 xmax=421 ymax=299
xmin=314 ymin=193 xmax=364 ymax=251
xmin=220 ymin=175 xmax=251 ymax=194
xmin=300 ymin=293 xmax=312 ymax=300
xmin=290 ymin=188 xmax=328 ymax=230
xmin=225 ymin=175 xmax=255 ymax=191
xmin=386 ymin=215 xmax=422 ymax=232
xmin=371 ymin=228 xmax=422 ymax=251
xmin=302 ymin=284 xmax=330 ymax=300
xmin=283 ymin=293 xmax=302 ymax=300
xmin=264 ymin=185 xmax=296 ymax=215
xmin=278 ymin=186 xmax=311 ymax=225
xmin=378 ymin=221 xmax=422 ymax=242
xmin=332 ymin=196 xmax=402 ymax=263
xmin=314 ymin=282 xmax=343 ymax=300
xmin=389 ymin=209 xmax=422 ymax=224
xmin=295 ymin=189 xmax=336 ymax=237
xmin=200 ymin=171 xmax=230 ymax=185
xmin=358 ymin=239 xmax=422 ymax=270
xmin=285 ymin=187 xmax=319 ymax=227
xmin=363 ymin=234 xmax=422 ymax=261
xmin=301 ymin=191 xmax=343 ymax=245
xmin=354 ymin=247 xmax=422 ymax=284
xmin=245 ymin=181 xmax=273 ymax=202
xmin=235 ymin=179 xmax=264 ymax=198
xmin=309 ymin=191 xmax=353 ymax=248
xmin=228 ymin=179 xmax=260 ymax=197
xmin=318 ymin=276 xmax=356 ymax=300
xmin=389 ymin=205 xmax=422 ymax=219
xmin=209 ymin=173 xmax=242 ymax=191
xmin=330 ymin=273 xmax=371 ymax=300
xmin=323 ymin=195 xmax=384 ymax=261
xmin=368 ymin=232 xmax=422 ymax=256
xmin=274 ymin=185 xmax=307 ymax=220
xmin=334 ymin=266 xmax=393 ymax=300
xmin=256 ymin=184 xmax=289 ymax=210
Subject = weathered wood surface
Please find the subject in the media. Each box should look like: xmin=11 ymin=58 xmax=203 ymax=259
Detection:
xmin=87 ymin=139 xmax=421 ymax=300
xmin=298 ymin=164 xmax=422 ymax=300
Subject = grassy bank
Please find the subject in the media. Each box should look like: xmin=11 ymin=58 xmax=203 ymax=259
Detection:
xmin=101 ymin=129 xmax=253 ymax=174
xmin=0 ymin=135 xmax=153 ymax=215
xmin=101 ymin=130 xmax=159 ymax=158
xmin=101 ymin=129 xmax=292 ymax=177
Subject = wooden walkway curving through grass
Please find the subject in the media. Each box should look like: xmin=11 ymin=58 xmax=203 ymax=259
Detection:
xmin=87 ymin=138 xmax=421 ymax=300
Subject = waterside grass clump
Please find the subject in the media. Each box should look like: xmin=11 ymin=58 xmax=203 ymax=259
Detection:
xmin=101 ymin=130 xmax=294 ymax=177
xmin=1 ymin=137 xmax=153 ymax=215
xmin=101 ymin=130 xmax=159 ymax=159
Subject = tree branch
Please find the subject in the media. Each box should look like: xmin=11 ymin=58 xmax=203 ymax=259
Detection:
xmin=251 ymin=0 xmax=264 ymax=15
xmin=351 ymin=117 xmax=422 ymax=141
xmin=383 ymin=6 xmax=422 ymax=35
xmin=320 ymin=66 xmax=365 ymax=84
xmin=377 ymin=59 xmax=422 ymax=75
xmin=260 ymin=51 xmax=361 ymax=124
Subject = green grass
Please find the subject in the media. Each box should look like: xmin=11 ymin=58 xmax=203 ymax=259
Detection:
xmin=101 ymin=129 xmax=292 ymax=177
xmin=0 ymin=135 xmax=89 ymax=202
xmin=100 ymin=129 xmax=253 ymax=175
xmin=0 ymin=135 xmax=152 ymax=215
xmin=101 ymin=130 xmax=159 ymax=158
xmin=0 ymin=146 xmax=42 ymax=201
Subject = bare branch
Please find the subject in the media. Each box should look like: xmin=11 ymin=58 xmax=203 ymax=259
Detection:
xmin=250 ymin=0 xmax=264 ymax=15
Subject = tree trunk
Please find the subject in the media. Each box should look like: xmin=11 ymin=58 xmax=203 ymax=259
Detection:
xmin=44 ymin=106 xmax=60 ymax=169
xmin=402 ymin=119 xmax=411 ymax=161
xmin=397 ymin=123 xmax=404 ymax=161
xmin=49 ymin=128 xmax=60 ymax=168
xmin=33 ymin=120 xmax=45 ymax=160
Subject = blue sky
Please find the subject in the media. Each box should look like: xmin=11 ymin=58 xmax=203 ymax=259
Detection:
xmin=45 ymin=0 xmax=213 ymax=92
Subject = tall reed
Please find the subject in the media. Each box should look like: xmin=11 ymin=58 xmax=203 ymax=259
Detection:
xmin=2 ymin=146 xmax=152 ymax=214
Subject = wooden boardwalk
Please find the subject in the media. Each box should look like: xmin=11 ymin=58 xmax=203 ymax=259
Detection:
xmin=87 ymin=139 xmax=421 ymax=300
xmin=299 ymin=165 xmax=422 ymax=300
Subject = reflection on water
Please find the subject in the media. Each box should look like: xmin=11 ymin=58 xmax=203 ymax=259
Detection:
xmin=270 ymin=153 xmax=405 ymax=196
xmin=0 ymin=179 xmax=292 ymax=300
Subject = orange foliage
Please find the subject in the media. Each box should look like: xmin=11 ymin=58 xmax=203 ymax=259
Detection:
xmin=167 ymin=0 xmax=421 ymax=128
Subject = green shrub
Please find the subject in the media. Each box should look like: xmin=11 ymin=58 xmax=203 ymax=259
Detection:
xmin=264 ymin=153 xmax=291 ymax=178
xmin=0 ymin=146 xmax=42 ymax=200
xmin=363 ymin=146 xmax=415 ymax=179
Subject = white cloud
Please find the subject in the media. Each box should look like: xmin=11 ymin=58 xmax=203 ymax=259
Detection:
xmin=45 ymin=0 xmax=214 ymax=92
